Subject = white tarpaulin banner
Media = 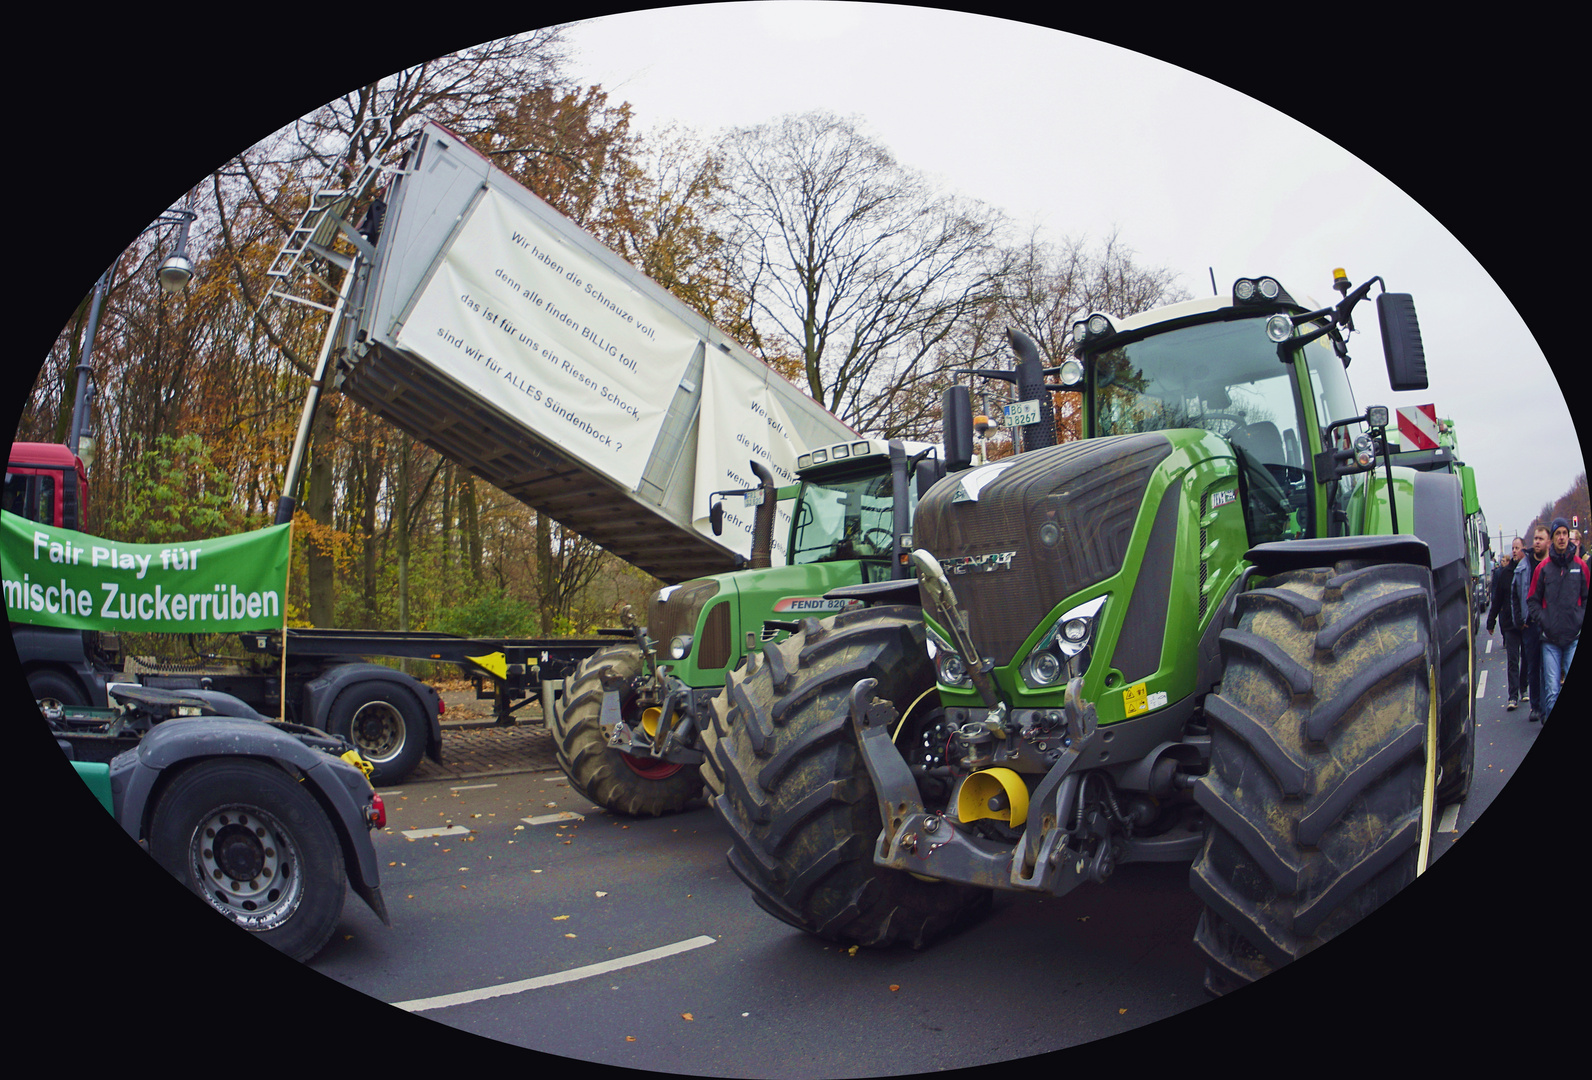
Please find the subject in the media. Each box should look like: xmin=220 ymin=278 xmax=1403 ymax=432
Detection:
xmin=396 ymin=187 xmax=700 ymax=490
xmin=693 ymin=355 xmax=810 ymax=564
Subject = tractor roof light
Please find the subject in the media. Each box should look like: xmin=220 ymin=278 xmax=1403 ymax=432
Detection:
xmin=1266 ymin=314 xmax=1295 ymax=342
xmin=1072 ymin=312 xmax=1116 ymax=348
xmin=1234 ymin=276 xmax=1294 ymax=306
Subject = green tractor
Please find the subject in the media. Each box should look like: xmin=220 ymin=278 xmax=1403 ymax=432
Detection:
xmin=700 ymin=270 xmax=1476 ymax=989
xmin=549 ymin=436 xmax=951 ymax=815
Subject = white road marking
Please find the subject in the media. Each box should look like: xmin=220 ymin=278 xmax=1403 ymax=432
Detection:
xmin=522 ymin=811 xmax=586 ymax=826
xmin=1486 ymin=639 xmax=1494 ymax=654
xmin=1438 ymin=803 xmax=1461 ymax=833
xmin=402 ymin=825 xmax=473 ymax=839
xmin=391 ymin=935 xmax=718 ymax=1012
xmin=1476 ymin=670 xmax=1487 ymax=698
xmin=450 ymin=783 xmax=499 ymax=791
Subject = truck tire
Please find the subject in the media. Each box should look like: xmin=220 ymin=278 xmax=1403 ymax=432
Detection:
xmin=552 ymin=643 xmax=703 ymax=816
xmin=699 ymin=606 xmax=990 ymax=948
xmin=28 ymin=669 xmax=88 ymax=714
xmin=328 ymin=682 xmax=426 ymax=787
xmin=1191 ymin=561 xmax=1434 ymax=994
xmin=148 ymin=758 xmax=347 ymax=963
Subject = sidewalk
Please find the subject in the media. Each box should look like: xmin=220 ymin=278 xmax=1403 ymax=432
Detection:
xmin=402 ymin=682 xmax=560 ymax=785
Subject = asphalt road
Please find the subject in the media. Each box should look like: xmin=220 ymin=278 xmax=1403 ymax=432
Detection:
xmin=32 ymin=626 xmax=1570 ymax=1073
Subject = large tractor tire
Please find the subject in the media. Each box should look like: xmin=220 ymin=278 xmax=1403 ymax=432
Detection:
xmin=1432 ymin=555 xmax=1477 ymax=804
xmin=551 ymin=643 xmax=703 ymax=816
xmin=148 ymin=757 xmax=348 ymax=963
xmin=1191 ymin=561 xmax=1435 ymax=994
xmin=699 ymin=606 xmax=991 ymax=948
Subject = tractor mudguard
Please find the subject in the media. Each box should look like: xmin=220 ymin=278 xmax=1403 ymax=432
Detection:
xmin=1245 ymin=534 xmax=1432 ymax=578
xmin=301 ymin=663 xmax=442 ymax=764
xmin=110 ymin=716 xmax=390 ymax=925
xmin=823 ymin=577 xmax=922 ymax=607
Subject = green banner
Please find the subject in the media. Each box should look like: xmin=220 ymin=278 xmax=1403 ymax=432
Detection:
xmin=2 ymin=511 xmax=291 ymax=632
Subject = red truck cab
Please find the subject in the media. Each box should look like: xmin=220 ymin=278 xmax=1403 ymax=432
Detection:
xmin=5 ymin=441 xmax=90 ymax=531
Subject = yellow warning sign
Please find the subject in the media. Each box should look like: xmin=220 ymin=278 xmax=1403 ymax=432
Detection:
xmin=1123 ymin=681 xmax=1148 ymax=717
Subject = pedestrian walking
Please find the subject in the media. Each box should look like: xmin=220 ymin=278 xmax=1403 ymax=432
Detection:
xmin=1488 ymin=536 xmax=1526 ymax=708
xmin=1513 ymin=525 xmax=1550 ymax=722
xmin=1526 ymin=517 xmax=1586 ymax=723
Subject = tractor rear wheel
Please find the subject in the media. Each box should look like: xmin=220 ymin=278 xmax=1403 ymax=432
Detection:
xmin=699 ymin=606 xmax=990 ymax=948
xmin=1191 ymin=561 xmax=1434 ymax=993
xmin=551 ymin=644 xmax=703 ymax=816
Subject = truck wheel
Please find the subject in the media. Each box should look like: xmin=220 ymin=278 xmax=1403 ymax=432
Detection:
xmin=699 ymin=606 xmax=991 ymax=948
xmin=552 ymin=643 xmax=704 ymax=816
xmin=1191 ymin=561 xmax=1434 ymax=994
xmin=328 ymin=683 xmax=426 ymax=786
xmin=28 ymin=669 xmax=88 ymax=714
xmin=147 ymin=758 xmax=347 ymax=963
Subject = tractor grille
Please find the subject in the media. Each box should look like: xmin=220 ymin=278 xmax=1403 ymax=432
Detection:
xmin=914 ymin=433 xmax=1173 ymax=666
xmin=648 ymin=579 xmax=720 ymax=652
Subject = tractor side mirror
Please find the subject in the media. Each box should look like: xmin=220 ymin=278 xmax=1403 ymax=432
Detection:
xmin=942 ymin=384 xmax=974 ymax=473
xmin=1377 ymin=293 xmax=1427 ymax=391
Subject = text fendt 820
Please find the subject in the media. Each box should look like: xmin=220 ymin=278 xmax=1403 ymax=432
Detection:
xmin=550 ymin=437 xmax=949 ymax=816
xmin=700 ymin=270 xmax=1476 ymax=993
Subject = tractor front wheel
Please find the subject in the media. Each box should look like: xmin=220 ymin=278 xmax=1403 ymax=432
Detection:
xmin=1191 ymin=560 xmax=1434 ymax=993
xmin=700 ymin=606 xmax=990 ymax=948
xmin=551 ymin=644 xmax=703 ymax=816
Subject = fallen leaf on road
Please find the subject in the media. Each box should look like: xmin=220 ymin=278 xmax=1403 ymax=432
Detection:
xmin=595 ymin=891 xmax=608 ymax=898
xmin=626 ymin=1036 xmax=636 ymax=1042
xmin=1119 ymin=1008 xmax=1127 ymax=1015
xmin=682 ymin=1013 xmax=694 ymax=1021
xmin=889 ymin=985 xmax=899 ymax=992
xmin=847 ymin=946 xmax=858 ymax=956
xmin=565 ymin=933 xmax=577 ymax=938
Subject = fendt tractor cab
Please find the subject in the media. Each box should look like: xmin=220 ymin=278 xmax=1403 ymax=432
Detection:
xmin=550 ymin=436 xmax=948 ymax=816
xmin=702 ymin=270 xmax=1475 ymax=993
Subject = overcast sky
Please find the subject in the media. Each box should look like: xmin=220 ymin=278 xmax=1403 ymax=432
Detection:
xmin=19 ymin=7 xmax=1576 ymax=543
xmin=556 ymin=4 xmax=1576 ymax=543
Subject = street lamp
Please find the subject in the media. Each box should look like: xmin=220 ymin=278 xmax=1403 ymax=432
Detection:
xmin=66 ymin=201 xmax=198 ymax=458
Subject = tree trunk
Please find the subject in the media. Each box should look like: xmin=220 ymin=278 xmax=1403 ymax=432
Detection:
xmin=307 ymin=398 xmax=339 ymax=627
xmin=397 ymin=435 xmax=411 ymax=633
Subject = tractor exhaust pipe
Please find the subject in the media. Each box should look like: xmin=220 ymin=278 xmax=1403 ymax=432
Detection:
xmin=748 ymin=460 xmax=778 ymax=569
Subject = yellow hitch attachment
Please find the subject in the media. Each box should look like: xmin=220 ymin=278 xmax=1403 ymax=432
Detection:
xmin=341 ymin=749 xmax=375 ymax=781
xmin=640 ymin=706 xmax=662 ymax=739
xmin=955 ymin=767 xmax=1029 ymax=825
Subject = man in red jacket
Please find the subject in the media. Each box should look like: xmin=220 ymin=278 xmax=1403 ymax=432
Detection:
xmin=1527 ymin=517 xmax=1586 ymax=722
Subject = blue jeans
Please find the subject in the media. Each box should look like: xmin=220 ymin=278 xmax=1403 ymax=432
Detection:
xmin=1540 ymin=638 xmax=1578 ymax=720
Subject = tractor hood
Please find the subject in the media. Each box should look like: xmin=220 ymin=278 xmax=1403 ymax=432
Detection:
xmin=914 ymin=432 xmax=1176 ymax=667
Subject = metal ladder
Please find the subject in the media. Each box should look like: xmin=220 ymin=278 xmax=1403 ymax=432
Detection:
xmin=265 ymin=114 xmax=400 ymax=313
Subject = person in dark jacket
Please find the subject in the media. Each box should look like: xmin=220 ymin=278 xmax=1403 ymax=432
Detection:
xmin=1526 ymin=517 xmax=1586 ymax=722
xmin=1513 ymin=525 xmax=1550 ymax=721
xmin=1488 ymin=536 xmax=1526 ymax=708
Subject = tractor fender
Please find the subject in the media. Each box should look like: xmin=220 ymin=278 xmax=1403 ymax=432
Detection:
xmin=110 ymin=716 xmax=388 ymax=924
xmin=301 ymin=662 xmax=442 ymax=762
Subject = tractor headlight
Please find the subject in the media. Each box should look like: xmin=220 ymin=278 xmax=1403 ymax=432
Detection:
xmin=1266 ymin=314 xmax=1294 ymax=342
xmin=926 ymin=627 xmax=972 ymax=688
xmin=1058 ymin=357 xmax=1084 ymax=387
xmin=669 ymin=635 xmax=693 ymax=660
xmin=1020 ymin=595 xmax=1107 ymax=689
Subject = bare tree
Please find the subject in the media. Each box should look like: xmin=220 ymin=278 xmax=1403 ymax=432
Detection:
xmin=717 ymin=111 xmax=1007 ymax=435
